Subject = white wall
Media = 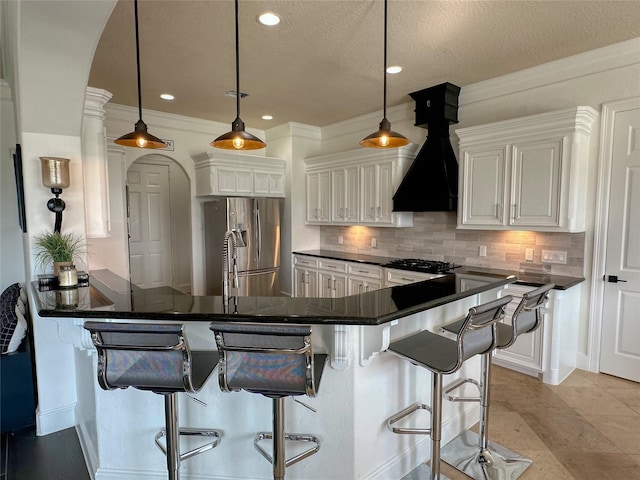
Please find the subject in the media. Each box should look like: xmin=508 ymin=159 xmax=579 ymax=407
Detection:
xmin=0 ymin=81 xmax=26 ymax=289
xmin=265 ymin=122 xmax=322 ymax=295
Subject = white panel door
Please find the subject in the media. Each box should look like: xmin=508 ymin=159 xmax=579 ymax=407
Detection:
xmin=600 ymin=103 xmax=640 ymax=382
xmin=127 ymin=163 xmax=172 ymax=289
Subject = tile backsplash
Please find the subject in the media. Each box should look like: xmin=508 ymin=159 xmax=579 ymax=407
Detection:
xmin=320 ymin=212 xmax=585 ymax=277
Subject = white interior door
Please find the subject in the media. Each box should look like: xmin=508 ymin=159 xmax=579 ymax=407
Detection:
xmin=600 ymin=101 xmax=640 ymax=382
xmin=127 ymin=163 xmax=172 ymax=289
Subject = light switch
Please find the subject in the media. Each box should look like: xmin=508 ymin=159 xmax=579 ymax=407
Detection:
xmin=525 ymin=248 xmax=534 ymax=261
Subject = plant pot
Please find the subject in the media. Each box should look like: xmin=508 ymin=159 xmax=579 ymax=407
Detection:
xmin=53 ymin=261 xmax=73 ymax=276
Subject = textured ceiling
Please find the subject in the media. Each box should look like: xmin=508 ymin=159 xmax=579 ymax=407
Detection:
xmin=89 ymin=0 xmax=640 ymax=130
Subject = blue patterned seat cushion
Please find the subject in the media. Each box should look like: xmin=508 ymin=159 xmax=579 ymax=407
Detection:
xmin=1 ymin=283 xmax=25 ymax=354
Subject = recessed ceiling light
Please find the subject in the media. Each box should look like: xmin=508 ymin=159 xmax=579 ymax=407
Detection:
xmin=257 ymin=12 xmax=280 ymax=26
xmin=262 ymin=115 xmax=273 ymax=120
xmin=386 ymin=66 xmax=402 ymax=74
xmin=160 ymin=93 xmax=175 ymax=100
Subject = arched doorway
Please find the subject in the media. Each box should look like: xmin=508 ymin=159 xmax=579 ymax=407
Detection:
xmin=126 ymin=154 xmax=192 ymax=293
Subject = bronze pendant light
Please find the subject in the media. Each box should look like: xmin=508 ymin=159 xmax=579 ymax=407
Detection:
xmin=212 ymin=0 xmax=266 ymax=150
xmin=114 ymin=0 xmax=166 ymax=149
xmin=360 ymin=0 xmax=409 ymax=149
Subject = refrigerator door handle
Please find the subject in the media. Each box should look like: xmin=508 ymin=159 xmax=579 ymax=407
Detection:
xmin=256 ymin=202 xmax=261 ymax=264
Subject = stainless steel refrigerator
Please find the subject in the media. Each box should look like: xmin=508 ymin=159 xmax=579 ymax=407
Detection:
xmin=204 ymin=197 xmax=281 ymax=296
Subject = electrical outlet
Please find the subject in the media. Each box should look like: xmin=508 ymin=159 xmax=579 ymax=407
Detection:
xmin=541 ymin=250 xmax=567 ymax=264
xmin=525 ymin=248 xmax=534 ymax=261
xmin=338 ymin=235 xmax=343 ymax=245
xmin=371 ymin=238 xmax=377 ymax=248
xmin=479 ymin=245 xmax=487 ymax=257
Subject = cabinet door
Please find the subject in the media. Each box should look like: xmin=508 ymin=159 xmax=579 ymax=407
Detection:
xmin=319 ymin=272 xmax=347 ymax=298
xmin=347 ymin=276 xmax=366 ymax=295
xmin=306 ymin=173 xmax=319 ymax=222
xmin=459 ymin=147 xmax=507 ymax=226
xmin=293 ymin=266 xmax=307 ymax=297
xmin=332 ymin=169 xmax=348 ymax=222
xmin=360 ymin=164 xmax=377 ymax=223
xmin=319 ymin=272 xmax=333 ymax=298
xmin=306 ymin=172 xmax=330 ymax=223
xmin=492 ymin=286 xmax=544 ymax=374
xmin=254 ymin=171 xmax=285 ymax=196
xmin=376 ymin=161 xmax=394 ymax=224
xmin=332 ymin=167 xmax=359 ymax=223
xmin=510 ymin=140 xmax=562 ymax=227
xmin=293 ymin=267 xmax=318 ymax=297
xmin=333 ymin=274 xmax=347 ymax=297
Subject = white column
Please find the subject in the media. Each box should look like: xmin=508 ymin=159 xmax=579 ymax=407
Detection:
xmin=82 ymin=87 xmax=113 ymax=238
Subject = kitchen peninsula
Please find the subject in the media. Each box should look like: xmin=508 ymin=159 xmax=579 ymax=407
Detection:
xmin=33 ymin=269 xmax=515 ymax=480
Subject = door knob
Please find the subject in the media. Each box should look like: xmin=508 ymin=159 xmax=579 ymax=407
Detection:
xmin=605 ymin=275 xmax=627 ymax=283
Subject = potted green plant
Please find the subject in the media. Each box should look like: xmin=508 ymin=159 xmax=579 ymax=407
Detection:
xmin=33 ymin=231 xmax=87 ymax=275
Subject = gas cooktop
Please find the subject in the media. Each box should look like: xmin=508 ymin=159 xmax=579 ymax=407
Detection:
xmin=383 ymin=258 xmax=461 ymax=274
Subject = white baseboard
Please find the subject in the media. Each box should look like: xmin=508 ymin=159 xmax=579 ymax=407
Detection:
xmin=35 ymin=403 xmax=75 ymax=436
xmin=96 ymin=467 xmax=256 ymax=480
xmin=76 ymin=422 xmax=99 ymax=480
xmin=576 ymin=352 xmax=592 ymax=372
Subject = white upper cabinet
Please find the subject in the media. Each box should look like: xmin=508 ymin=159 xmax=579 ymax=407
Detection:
xmin=304 ymin=145 xmax=417 ymax=227
xmin=193 ymin=152 xmax=285 ymax=197
xmin=306 ymin=170 xmax=331 ymax=224
xmin=457 ymin=107 xmax=597 ymax=232
xmin=331 ymin=166 xmax=359 ymax=223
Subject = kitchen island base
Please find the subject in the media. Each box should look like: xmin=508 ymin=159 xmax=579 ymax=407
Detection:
xmin=71 ymin=301 xmax=489 ymax=479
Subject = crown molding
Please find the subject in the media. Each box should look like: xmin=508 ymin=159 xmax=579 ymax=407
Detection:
xmin=266 ymin=122 xmax=322 ymax=143
xmin=460 ymin=38 xmax=640 ymax=106
xmin=105 ymin=103 xmax=265 ymax=138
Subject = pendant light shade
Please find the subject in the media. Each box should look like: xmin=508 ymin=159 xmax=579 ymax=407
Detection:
xmin=360 ymin=0 xmax=409 ymax=149
xmin=212 ymin=0 xmax=266 ymax=150
xmin=114 ymin=0 xmax=167 ymax=149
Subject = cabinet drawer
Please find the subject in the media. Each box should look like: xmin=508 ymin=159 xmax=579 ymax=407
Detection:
xmin=347 ymin=263 xmax=383 ymax=279
xmin=385 ymin=269 xmax=439 ymax=286
xmin=318 ymin=258 xmax=347 ymax=273
xmin=294 ymin=255 xmax=318 ymax=268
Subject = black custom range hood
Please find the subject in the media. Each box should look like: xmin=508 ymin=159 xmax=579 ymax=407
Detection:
xmin=393 ymin=82 xmax=461 ymax=212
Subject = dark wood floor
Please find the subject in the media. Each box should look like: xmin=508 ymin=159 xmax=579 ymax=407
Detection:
xmin=1 ymin=426 xmax=89 ymax=480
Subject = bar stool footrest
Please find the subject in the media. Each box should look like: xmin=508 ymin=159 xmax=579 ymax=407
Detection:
xmin=441 ymin=430 xmax=532 ymax=480
xmin=443 ymin=377 xmax=482 ymax=402
xmin=401 ymin=462 xmax=451 ymax=480
xmin=155 ymin=427 xmax=222 ymax=461
xmin=254 ymin=431 xmax=320 ymax=468
xmin=386 ymin=402 xmax=432 ymax=435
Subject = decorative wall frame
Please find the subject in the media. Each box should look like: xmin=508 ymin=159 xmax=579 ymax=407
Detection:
xmin=12 ymin=144 xmax=27 ymax=232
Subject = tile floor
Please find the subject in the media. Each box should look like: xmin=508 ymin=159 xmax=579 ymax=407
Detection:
xmin=439 ymin=366 xmax=640 ymax=480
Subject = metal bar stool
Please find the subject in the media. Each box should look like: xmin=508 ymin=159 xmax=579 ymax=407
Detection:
xmin=84 ymin=322 xmax=222 ymax=480
xmin=209 ymin=322 xmax=328 ymax=480
xmin=439 ymin=283 xmax=554 ymax=480
xmin=385 ymin=296 xmax=512 ymax=480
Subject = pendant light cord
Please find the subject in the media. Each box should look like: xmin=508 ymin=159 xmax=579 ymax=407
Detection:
xmin=235 ymin=0 xmax=240 ymax=119
xmin=134 ymin=0 xmax=143 ymax=122
xmin=383 ymin=0 xmax=388 ymax=120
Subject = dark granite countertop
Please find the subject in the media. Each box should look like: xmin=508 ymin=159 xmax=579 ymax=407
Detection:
xmin=32 ymin=269 xmax=516 ymax=326
xmin=293 ymin=250 xmax=583 ymax=290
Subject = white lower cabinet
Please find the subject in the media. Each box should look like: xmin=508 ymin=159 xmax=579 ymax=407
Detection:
xmin=493 ymin=283 xmax=580 ymax=385
xmin=493 ymin=284 xmax=544 ymax=374
xmin=293 ymin=255 xmax=383 ymax=298
xmin=293 ymin=255 xmax=319 ymax=297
